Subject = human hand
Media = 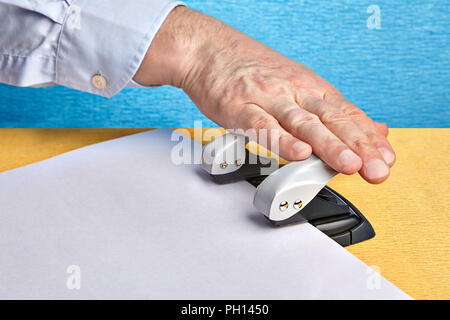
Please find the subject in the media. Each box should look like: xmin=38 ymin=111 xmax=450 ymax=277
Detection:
xmin=134 ymin=6 xmax=395 ymax=184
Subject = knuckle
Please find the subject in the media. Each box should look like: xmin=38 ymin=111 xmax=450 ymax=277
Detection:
xmin=342 ymin=104 xmax=367 ymax=119
xmin=365 ymin=131 xmax=382 ymax=142
xmin=254 ymin=75 xmax=290 ymax=96
xmin=248 ymin=113 xmax=273 ymax=130
xmin=219 ymin=82 xmax=251 ymax=107
xmin=323 ymin=89 xmax=341 ymax=100
xmin=287 ymin=75 xmax=304 ymax=88
xmin=290 ymin=111 xmax=318 ymax=126
xmin=321 ymin=110 xmax=350 ymax=124
xmin=269 ymin=84 xmax=289 ymax=97
xmin=290 ymin=112 xmax=320 ymax=136
xmin=351 ymin=137 xmax=373 ymax=151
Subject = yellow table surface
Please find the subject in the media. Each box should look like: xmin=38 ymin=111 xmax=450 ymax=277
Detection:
xmin=0 ymin=128 xmax=449 ymax=299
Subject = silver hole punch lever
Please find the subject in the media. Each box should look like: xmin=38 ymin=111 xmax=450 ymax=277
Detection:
xmin=201 ymin=133 xmax=375 ymax=247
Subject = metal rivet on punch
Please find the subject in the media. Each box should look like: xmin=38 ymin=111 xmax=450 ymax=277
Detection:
xmin=279 ymin=201 xmax=288 ymax=211
xmin=219 ymin=162 xmax=228 ymax=169
xmin=293 ymin=200 xmax=303 ymax=210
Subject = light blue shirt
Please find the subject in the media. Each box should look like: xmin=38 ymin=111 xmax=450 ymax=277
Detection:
xmin=0 ymin=0 xmax=185 ymax=98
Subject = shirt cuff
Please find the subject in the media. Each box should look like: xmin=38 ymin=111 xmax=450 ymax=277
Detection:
xmin=56 ymin=0 xmax=186 ymax=98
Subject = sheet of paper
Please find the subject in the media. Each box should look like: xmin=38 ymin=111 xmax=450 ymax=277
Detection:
xmin=0 ymin=129 xmax=410 ymax=299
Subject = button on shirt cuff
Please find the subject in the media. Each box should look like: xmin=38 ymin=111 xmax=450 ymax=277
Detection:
xmin=56 ymin=0 xmax=185 ymax=98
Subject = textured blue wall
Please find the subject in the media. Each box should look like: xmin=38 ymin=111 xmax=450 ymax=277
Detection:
xmin=0 ymin=0 xmax=448 ymax=128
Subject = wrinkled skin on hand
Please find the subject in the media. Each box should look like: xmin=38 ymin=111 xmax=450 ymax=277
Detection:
xmin=134 ymin=6 xmax=395 ymax=184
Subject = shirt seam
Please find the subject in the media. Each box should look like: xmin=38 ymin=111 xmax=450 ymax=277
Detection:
xmin=54 ymin=1 xmax=74 ymax=85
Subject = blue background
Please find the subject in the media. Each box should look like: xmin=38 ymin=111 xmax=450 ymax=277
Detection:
xmin=0 ymin=0 xmax=448 ymax=128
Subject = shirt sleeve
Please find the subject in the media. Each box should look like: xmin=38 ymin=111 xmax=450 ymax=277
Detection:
xmin=0 ymin=0 xmax=186 ymax=98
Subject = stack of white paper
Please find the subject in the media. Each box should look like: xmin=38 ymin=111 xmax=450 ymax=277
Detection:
xmin=0 ymin=129 xmax=409 ymax=299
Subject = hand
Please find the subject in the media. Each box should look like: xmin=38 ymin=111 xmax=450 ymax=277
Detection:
xmin=134 ymin=6 xmax=396 ymax=184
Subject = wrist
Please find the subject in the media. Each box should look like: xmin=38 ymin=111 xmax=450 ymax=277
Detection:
xmin=134 ymin=6 xmax=232 ymax=92
xmin=133 ymin=6 xmax=208 ymax=89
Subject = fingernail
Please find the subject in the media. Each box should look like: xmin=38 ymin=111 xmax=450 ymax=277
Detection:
xmin=338 ymin=149 xmax=361 ymax=169
xmin=293 ymin=141 xmax=310 ymax=158
xmin=364 ymin=159 xmax=390 ymax=180
xmin=378 ymin=147 xmax=395 ymax=165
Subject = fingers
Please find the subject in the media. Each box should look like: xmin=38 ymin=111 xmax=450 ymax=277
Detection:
xmin=231 ymin=103 xmax=312 ymax=161
xmin=262 ymin=100 xmax=363 ymax=175
xmin=325 ymin=95 xmax=396 ymax=167
xmin=298 ymin=96 xmax=392 ymax=183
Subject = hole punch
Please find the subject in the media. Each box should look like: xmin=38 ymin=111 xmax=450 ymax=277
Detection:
xmin=201 ymin=133 xmax=375 ymax=247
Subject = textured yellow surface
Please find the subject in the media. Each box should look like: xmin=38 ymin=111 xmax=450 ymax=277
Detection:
xmin=0 ymin=128 xmax=449 ymax=299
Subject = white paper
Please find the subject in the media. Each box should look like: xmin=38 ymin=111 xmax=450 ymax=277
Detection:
xmin=0 ymin=129 xmax=410 ymax=299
